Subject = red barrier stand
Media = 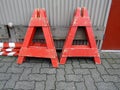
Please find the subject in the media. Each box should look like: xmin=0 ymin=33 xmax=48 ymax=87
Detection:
xmin=60 ymin=7 xmax=101 ymax=64
xmin=17 ymin=9 xmax=59 ymax=68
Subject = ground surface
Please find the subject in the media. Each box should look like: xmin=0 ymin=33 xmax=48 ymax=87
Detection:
xmin=0 ymin=52 xmax=120 ymax=90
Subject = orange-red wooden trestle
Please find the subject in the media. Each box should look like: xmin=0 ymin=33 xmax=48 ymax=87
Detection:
xmin=17 ymin=9 xmax=59 ymax=68
xmin=60 ymin=7 xmax=101 ymax=64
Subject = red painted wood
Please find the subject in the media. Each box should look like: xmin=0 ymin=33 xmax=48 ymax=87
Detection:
xmin=17 ymin=9 xmax=59 ymax=68
xmin=102 ymin=0 xmax=120 ymax=50
xmin=60 ymin=8 xmax=101 ymax=64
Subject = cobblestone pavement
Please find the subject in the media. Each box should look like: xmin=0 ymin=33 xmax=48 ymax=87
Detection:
xmin=0 ymin=52 xmax=120 ymax=90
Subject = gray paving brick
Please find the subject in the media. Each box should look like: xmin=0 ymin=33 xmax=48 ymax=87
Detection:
xmin=4 ymin=74 xmax=20 ymax=89
xmin=66 ymin=59 xmax=72 ymax=64
xmin=100 ymin=53 xmax=105 ymax=58
xmin=75 ymin=82 xmax=86 ymax=90
xmin=107 ymin=69 xmax=120 ymax=75
xmin=32 ymin=64 xmax=41 ymax=73
xmin=102 ymin=59 xmax=112 ymax=68
xmin=66 ymin=75 xmax=83 ymax=82
xmin=59 ymin=65 xmax=65 ymax=68
xmin=115 ymin=53 xmax=120 ymax=58
xmin=1 ymin=57 xmax=16 ymax=62
xmin=115 ymin=83 xmax=120 ymax=89
xmin=65 ymin=64 xmax=73 ymax=69
xmin=72 ymin=59 xmax=80 ymax=68
xmin=96 ymin=65 xmax=108 ymax=75
xmin=0 ymin=81 xmax=6 ymax=89
xmin=35 ymin=81 xmax=45 ymax=90
xmin=0 ymin=63 xmax=4 ymax=66
xmin=102 ymin=75 xmax=120 ymax=82
xmin=41 ymin=68 xmax=56 ymax=74
xmin=103 ymin=53 xmax=112 ymax=58
xmin=0 ymin=56 xmax=5 ymax=60
xmin=72 ymin=63 xmax=81 ymax=68
xmin=74 ymin=69 xmax=90 ymax=75
xmin=111 ymin=64 xmax=120 ymax=69
xmin=0 ymin=63 xmax=11 ymax=72
xmin=57 ymin=69 xmax=65 ymax=81
xmin=115 ymin=59 xmax=120 ymax=64
xmin=56 ymin=82 xmax=76 ymax=90
xmin=84 ymin=75 xmax=97 ymax=90
xmin=65 ymin=68 xmax=74 ymax=74
xmin=79 ymin=58 xmax=87 ymax=64
xmin=81 ymin=64 xmax=96 ymax=69
xmin=0 ymin=73 xmax=11 ymax=80
xmin=15 ymin=81 xmax=35 ymax=89
xmin=45 ymin=75 xmax=56 ymax=90
xmin=20 ymin=68 xmax=32 ymax=80
xmin=41 ymin=63 xmax=50 ymax=68
xmin=90 ymin=69 xmax=103 ymax=82
xmin=29 ymin=74 xmax=46 ymax=81
xmin=96 ymin=82 xmax=118 ymax=90
xmin=19 ymin=63 xmax=35 ymax=68
xmin=7 ymin=65 xmax=24 ymax=74
xmin=109 ymin=52 xmax=119 ymax=58
xmin=106 ymin=59 xmax=116 ymax=64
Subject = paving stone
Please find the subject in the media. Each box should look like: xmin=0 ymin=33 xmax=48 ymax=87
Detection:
xmin=102 ymin=59 xmax=112 ymax=69
xmin=29 ymin=74 xmax=46 ymax=81
xmin=41 ymin=68 xmax=56 ymax=74
xmin=0 ymin=63 xmax=4 ymax=67
xmin=86 ymin=59 xmax=94 ymax=64
xmin=72 ymin=59 xmax=80 ymax=68
xmin=65 ymin=68 xmax=74 ymax=74
xmin=96 ymin=65 xmax=108 ymax=75
xmin=7 ymin=66 xmax=24 ymax=74
xmin=59 ymin=65 xmax=65 ymax=68
xmin=107 ymin=69 xmax=120 ymax=75
xmin=0 ymin=63 xmax=11 ymax=72
xmin=4 ymin=74 xmax=20 ymax=89
xmin=65 ymin=75 xmax=83 ymax=82
xmin=75 ymin=82 xmax=86 ymax=90
xmin=65 ymin=64 xmax=73 ymax=69
xmin=20 ymin=68 xmax=32 ymax=80
xmin=0 ymin=56 xmax=5 ymax=60
xmin=79 ymin=58 xmax=87 ymax=64
xmin=57 ymin=69 xmax=65 ymax=81
xmin=1 ymin=57 xmax=16 ymax=62
xmin=72 ymin=63 xmax=81 ymax=68
xmin=106 ymin=59 xmax=116 ymax=64
xmin=19 ymin=63 xmax=36 ymax=68
xmin=66 ymin=59 xmax=72 ymax=64
xmin=115 ymin=59 xmax=120 ymax=64
xmin=111 ymin=64 xmax=120 ymax=69
xmin=103 ymin=53 xmax=112 ymax=59
xmin=56 ymin=82 xmax=76 ymax=90
xmin=115 ymin=83 xmax=120 ymax=89
xmin=96 ymin=82 xmax=118 ymax=90
xmin=90 ymin=69 xmax=103 ymax=82
xmin=115 ymin=53 xmax=120 ymax=58
xmin=100 ymin=53 xmax=105 ymax=58
xmin=32 ymin=64 xmax=41 ymax=73
xmin=74 ymin=69 xmax=90 ymax=75
xmin=0 ymin=81 xmax=6 ymax=89
xmin=0 ymin=73 xmax=11 ymax=80
xmin=102 ymin=75 xmax=120 ymax=82
xmin=15 ymin=81 xmax=35 ymax=89
xmin=83 ymin=75 xmax=97 ymax=90
xmin=41 ymin=63 xmax=50 ymax=68
xmin=81 ymin=64 xmax=96 ymax=69
xmin=45 ymin=75 xmax=56 ymax=90
xmin=109 ymin=53 xmax=119 ymax=58
xmin=35 ymin=81 xmax=45 ymax=90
